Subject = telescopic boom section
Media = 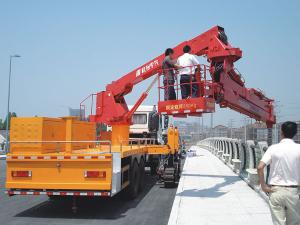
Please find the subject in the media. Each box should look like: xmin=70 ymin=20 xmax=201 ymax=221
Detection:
xmin=89 ymin=26 xmax=276 ymax=127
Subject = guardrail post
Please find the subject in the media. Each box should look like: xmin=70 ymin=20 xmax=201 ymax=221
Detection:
xmin=246 ymin=168 xmax=259 ymax=186
xmin=258 ymin=141 xmax=269 ymax=183
xmin=232 ymin=159 xmax=242 ymax=173
xmin=223 ymin=153 xmax=230 ymax=164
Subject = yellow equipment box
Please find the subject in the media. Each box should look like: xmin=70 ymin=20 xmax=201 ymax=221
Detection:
xmin=10 ymin=117 xmax=95 ymax=154
xmin=6 ymin=116 xmax=179 ymax=198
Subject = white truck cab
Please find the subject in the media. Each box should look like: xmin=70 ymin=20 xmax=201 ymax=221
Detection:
xmin=107 ymin=105 xmax=168 ymax=144
xmin=128 ymin=105 xmax=168 ymax=144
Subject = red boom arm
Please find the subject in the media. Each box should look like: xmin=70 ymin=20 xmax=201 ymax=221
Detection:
xmin=89 ymin=26 xmax=275 ymax=127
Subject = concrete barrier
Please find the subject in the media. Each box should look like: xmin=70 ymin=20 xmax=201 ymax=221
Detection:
xmin=246 ymin=168 xmax=259 ymax=186
xmin=232 ymin=159 xmax=242 ymax=173
xmin=199 ymin=137 xmax=271 ymax=189
xmin=223 ymin=153 xmax=230 ymax=164
xmin=258 ymin=141 xmax=269 ymax=183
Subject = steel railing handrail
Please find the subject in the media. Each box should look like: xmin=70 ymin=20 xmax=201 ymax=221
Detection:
xmin=9 ymin=140 xmax=112 ymax=153
xmin=79 ymin=93 xmax=97 ymax=120
xmin=119 ymin=138 xmax=157 ymax=151
xmin=10 ymin=140 xmax=111 ymax=144
xmin=158 ymin=64 xmax=214 ymax=101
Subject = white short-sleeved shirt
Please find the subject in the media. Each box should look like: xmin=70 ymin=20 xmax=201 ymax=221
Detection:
xmin=177 ymin=53 xmax=199 ymax=75
xmin=261 ymin=138 xmax=300 ymax=186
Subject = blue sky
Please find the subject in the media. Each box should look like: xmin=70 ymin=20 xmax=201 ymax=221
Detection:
xmin=0 ymin=0 xmax=299 ymax=127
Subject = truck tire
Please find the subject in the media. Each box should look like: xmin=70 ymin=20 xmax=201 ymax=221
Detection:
xmin=177 ymin=159 xmax=182 ymax=179
xmin=150 ymin=156 xmax=159 ymax=175
xmin=139 ymin=158 xmax=145 ymax=192
xmin=127 ymin=160 xmax=140 ymax=199
xmin=150 ymin=164 xmax=157 ymax=175
xmin=164 ymin=167 xmax=176 ymax=188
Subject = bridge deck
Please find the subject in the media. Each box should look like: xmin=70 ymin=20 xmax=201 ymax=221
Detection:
xmin=168 ymin=146 xmax=273 ymax=225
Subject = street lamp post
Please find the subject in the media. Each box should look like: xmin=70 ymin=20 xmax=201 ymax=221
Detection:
xmin=5 ymin=55 xmax=21 ymax=153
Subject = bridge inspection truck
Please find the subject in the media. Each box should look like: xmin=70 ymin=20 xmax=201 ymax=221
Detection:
xmin=5 ymin=26 xmax=275 ymax=211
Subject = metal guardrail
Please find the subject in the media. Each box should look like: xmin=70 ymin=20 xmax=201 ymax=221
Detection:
xmin=9 ymin=138 xmax=157 ymax=154
xmin=158 ymin=64 xmax=214 ymax=102
xmin=9 ymin=140 xmax=112 ymax=153
xmin=198 ymin=137 xmax=269 ymax=173
xmin=120 ymin=138 xmax=156 ymax=151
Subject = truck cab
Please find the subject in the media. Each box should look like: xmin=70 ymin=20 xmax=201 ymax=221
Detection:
xmin=128 ymin=105 xmax=167 ymax=144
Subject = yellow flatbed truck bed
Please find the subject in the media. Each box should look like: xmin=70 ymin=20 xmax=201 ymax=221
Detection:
xmin=5 ymin=117 xmax=178 ymax=199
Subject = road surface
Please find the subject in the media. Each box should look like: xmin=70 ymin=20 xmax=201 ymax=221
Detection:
xmin=0 ymin=160 xmax=178 ymax=225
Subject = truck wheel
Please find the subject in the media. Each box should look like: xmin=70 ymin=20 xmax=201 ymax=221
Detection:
xmin=164 ymin=167 xmax=175 ymax=188
xmin=177 ymin=159 xmax=182 ymax=179
xmin=150 ymin=164 xmax=157 ymax=175
xmin=150 ymin=157 xmax=159 ymax=175
xmin=127 ymin=160 xmax=140 ymax=199
xmin=139 ymin=159 xmax=145 ymax=192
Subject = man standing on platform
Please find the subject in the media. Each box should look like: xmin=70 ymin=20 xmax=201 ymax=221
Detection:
xmin=162 ymin=48 xmax=181 ymax=100
xmin=177 ymin=45 xmax=200 ymax=99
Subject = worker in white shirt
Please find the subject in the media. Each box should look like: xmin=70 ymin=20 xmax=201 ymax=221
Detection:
xmin=177 ymin=45 xmax=200 ymax=99
xmin=258 ymin=121 xmax=300 ymax=225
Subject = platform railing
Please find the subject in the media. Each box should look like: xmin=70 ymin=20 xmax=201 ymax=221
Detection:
xmin=158 ymin=64 xmax=214 ymax=102
xmin=79 ymin=93 xmax=97 ymax=120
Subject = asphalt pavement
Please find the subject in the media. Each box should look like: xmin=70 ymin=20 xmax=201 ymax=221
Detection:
xmin=0 ymin=160 xmax=178 ymax=225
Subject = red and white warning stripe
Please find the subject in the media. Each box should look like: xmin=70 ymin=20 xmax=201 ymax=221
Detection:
xmin=6 ymin=155 xmax=111 ymax=160
xmin=6 ymin=190 xmax=110 ymax=197
xmin=161 ymin=109 xmax=207 ymax=115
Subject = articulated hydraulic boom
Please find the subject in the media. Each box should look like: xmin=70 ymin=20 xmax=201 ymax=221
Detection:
xmin=4 ymin=26 xmax=277 ymax=201
xmin=89 ymin=26 xmax=276 ymax=128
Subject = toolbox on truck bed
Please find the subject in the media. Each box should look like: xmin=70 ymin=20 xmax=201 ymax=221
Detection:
xmin=10 ymin=117 xmax=95 ymax=154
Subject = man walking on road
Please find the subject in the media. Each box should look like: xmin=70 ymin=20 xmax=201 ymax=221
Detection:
xmin=258 ymin=121 xmax=300 ymax=225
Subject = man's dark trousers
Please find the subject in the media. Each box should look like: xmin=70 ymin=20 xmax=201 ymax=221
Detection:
xmin=163 ymin=79 xmax=176 ymax=100
xmin=180 ymin=74 xmax=198 ymax=99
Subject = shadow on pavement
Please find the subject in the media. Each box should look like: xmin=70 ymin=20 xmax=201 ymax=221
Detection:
xmin=15 ymin=174 xmax=160 ymax=220
xmin=177 ymin=174 xmax=240 ymax=198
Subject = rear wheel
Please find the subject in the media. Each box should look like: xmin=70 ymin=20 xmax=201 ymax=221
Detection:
xmin=139 ymin=158 xmax=145 ymax=192
xmin=150 ymin=164 xmax=157 ymax=175
xmin=126 ymin=160 xmax=140 ymax=199
xmin=149 ymin=156 xmax=160 ymax=175
xmin=164 ymin=167 xmax=176 ymax=188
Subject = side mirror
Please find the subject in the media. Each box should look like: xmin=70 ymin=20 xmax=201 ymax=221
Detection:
xmin=149 ymin=112 xmax=159 ymax=131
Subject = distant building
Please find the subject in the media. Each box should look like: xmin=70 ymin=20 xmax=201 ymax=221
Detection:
xmin=256 ymin=128 xmax=268 ymax=141
xmin=248 ymin=121 xmax=268 ymax=141
xmin=0 ymin=130 xmax=7 ymax=150
xmin=174 ymin=119 xmax=300 ymax=144
xmin=232 ymin=127 xmax=244 ymax=140
xmin=230 ymin=121 xmax=268 ymax=142
xmin=174 ymin=121 xmax=189 ymax=134
xmin=69 ymin=108 xmax=84 ymax=117
xmin=212 ymin=125 xmax=228 ymax=137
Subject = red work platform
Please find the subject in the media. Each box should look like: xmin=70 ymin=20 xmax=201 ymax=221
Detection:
xmin=158 ymin=97 xmax=215 ymax=117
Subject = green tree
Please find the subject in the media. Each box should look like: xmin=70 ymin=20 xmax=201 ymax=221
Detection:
xmin=2 ymin=112 xmax=17 ymax=130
